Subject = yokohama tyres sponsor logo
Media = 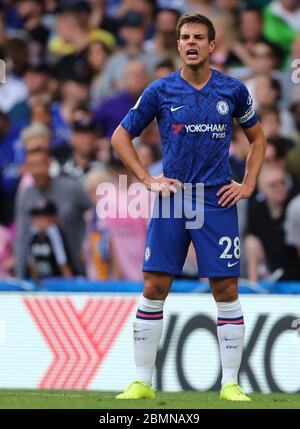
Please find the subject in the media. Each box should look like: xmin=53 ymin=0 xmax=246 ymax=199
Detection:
xmin=172 ymin=123 xmax=227 ymax=134
xmin=24 ymin=297 xmax=136 ymax=390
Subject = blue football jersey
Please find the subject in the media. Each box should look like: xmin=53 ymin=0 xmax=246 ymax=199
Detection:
xmin=121 ymin=69 xmax=258 ymax=185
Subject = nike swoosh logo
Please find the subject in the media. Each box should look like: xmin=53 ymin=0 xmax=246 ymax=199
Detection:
xmin=171 ymin=106 xmax=185 ymax=112
xmin=134 ymin=329 xmax=150 ymax=333
xmin=227 ymin=261 xmax=239 ymax=268
xmin=225 ymin=337 xmax=239 ymax=341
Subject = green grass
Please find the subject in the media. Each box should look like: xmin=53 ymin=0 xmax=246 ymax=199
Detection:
xmin=0 ymin=390 xmax=299 ymax=409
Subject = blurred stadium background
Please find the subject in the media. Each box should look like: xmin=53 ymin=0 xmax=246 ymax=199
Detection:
xmin=0 ymin=0 xmax=300 ymax=398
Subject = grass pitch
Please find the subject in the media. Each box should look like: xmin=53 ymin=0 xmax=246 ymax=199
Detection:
xmin=0 ymin=390 xmax=299 ymax=409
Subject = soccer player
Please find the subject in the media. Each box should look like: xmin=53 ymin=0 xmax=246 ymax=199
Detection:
xmin=111 ymin=13 xmax=266 ymax=401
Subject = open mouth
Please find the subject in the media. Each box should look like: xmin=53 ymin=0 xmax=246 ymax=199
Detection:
xmin=186 ymin=49 xmax=199 ymax=59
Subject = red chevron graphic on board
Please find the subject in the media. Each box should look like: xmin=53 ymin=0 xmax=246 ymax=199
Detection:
xmin=24 ymin=297 xmax=137 ymax=389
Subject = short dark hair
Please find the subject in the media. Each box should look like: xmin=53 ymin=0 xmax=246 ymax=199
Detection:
xmin=176 ymin=13 xmax=215 ymax=42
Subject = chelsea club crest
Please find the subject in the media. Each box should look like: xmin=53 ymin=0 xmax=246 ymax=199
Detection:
xmin=216 ymin=100 xmax=229 ymax=115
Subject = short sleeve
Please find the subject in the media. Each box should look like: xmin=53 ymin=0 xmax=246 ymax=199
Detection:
xmin=233 ymin=81 xmax=258 ymax=129
xmin=121 ymin=83 xmax=159 ymax=137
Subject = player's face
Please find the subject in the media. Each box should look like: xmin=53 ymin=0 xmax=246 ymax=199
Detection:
xmin=177 ymin=23 xmax=215 ymax=68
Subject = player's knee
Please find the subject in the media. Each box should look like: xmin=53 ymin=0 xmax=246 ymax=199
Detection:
xmin=215 ymin=284 xmax=238 ymax=302
xmin=210 ymin=278 xmax=238 ymax=302
xmin=143 ymin=272 xmax=171 ymax=300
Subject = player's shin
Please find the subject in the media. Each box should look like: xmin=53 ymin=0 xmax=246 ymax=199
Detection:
xmin=216 ymin=299 xmax=245 ymax=385
xmin=134 ymin=295 xmax=164 ymax=385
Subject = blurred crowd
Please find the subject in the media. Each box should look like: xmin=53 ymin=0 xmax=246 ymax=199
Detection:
xmin=0 ymin=0 xmax=300 ymax=283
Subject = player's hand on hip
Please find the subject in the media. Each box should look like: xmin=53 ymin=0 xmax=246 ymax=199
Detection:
xmin=217 ymin=181 xmax=254 ymax=207
xmin=143 ymin=175 xmax=184 ymax=197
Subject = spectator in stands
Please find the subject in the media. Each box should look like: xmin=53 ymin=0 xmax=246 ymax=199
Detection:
xmin=0 ymin=224 xmax=14 ymax=278
xmin=21 ymin=121 xmax=51 ymax=154
xmin=233 ymin=39 xmax=283 ymax=81
xmin=228 ymin=7 xmax=266 ymax=74
xmin=0 ymin=38 xmax=29 ymax=119
xmin=244 ymin=163 xmax=300 ymax=282
xmin=29 ymin=96 xmax=52 ymax=127
xmin=15 ymin=0 xmax=50 ymax=62
xmin=51 ymin=5 xmax=92 ymax=83
xmin=83 ymin=168 xmax=110 ymax=280
xmin=259 ymin=106 xmax=295 ymax=153
xmin=99 ymin=11 xmax=160 ymax=99
xmin=49 ymin=3 xmax=115 ymax=64
xmin=264 ymin=136 xmax=300 ymax=194
xmin=263 ymin=0 xmax=300 ymax=61
xmin=282 ymin=33 xmax=300 ymax=107
xmin=15 ymin=147 xmax=92 ymax=278
xmin=88 ymin=0 xmax=117 ymax=32
xmin=286 ymin=87 xmax=300 ymax=182
xmin=210 ymin=14 xmax=238 ymax=69
xmin=239 ymin=7 xmax=265 ymax=51
xmin=144 ymin=9 xmax=180 ymax=62
xmin=116 ymin=0 xmax=155 ymax=40
xmin=24 ymin=64 xmax=54 ymax=99
xmin=265 ymin=136 xmax=292 ymax=167
xmin=292 ymin=85 xmax=300 ymax=124
xmin=289 ymin=33 xmax=300 ymax=74
xmin=18 ymin=121 xmax=60 ymax=195
xmin=250 ymin=74 xmax=294 ymax=137
xmin=260 ymin=105 xmax=282 ymax=140
xmin=62 ymin=107 xmax=103 ymax=181
xmin=94 ymin=59 xmax=149 ymax=138
xmin=27 ymin=198 xmax=73 ymax=282
xmin=0 ymin=110 xmax=27 ymax=226
xmin=103 ymin=159 xmax=147 ymax=280
xmin=50 ymin=78 xmax=89 ymax=157
xmin=86 ymin=40 xmax=111 ymax=108
xmin=285 ymin=193 xmax=300 ymax=261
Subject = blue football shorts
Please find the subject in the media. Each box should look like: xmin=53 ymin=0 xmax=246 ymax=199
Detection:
xmin=142 ymin=184 xmax=240 ymax=278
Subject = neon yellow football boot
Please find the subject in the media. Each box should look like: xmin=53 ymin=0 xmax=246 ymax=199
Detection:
xmin=220 ymin=382 xmax=251 ymax=402
xmin=115 ymin=380 xmax=156 ymax=399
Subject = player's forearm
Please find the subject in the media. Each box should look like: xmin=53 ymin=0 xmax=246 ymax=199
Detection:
xmin=111 ymin=125 xmax=152 ymax=183
xmin=242 ymin=134 xmax=267 ymax=191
